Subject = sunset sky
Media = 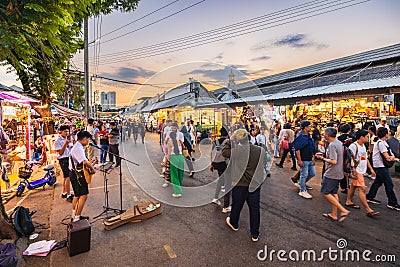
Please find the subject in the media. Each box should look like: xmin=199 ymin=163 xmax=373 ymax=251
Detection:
xmin=1 ymin=0 xmax=399 ymax=106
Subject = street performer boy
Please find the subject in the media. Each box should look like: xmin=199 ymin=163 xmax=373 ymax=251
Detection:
xmin=69 ymin=131 xmax=96 ymax=222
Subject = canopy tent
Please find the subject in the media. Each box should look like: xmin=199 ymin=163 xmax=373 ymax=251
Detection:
xmin=51 ymin=103 xmax=83 ymax=117
xmin=0 ymin=90 xmax=40 ymax=104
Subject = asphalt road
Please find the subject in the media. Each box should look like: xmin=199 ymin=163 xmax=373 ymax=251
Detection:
xmin=5 ymin=133 xmax=400 ymax=266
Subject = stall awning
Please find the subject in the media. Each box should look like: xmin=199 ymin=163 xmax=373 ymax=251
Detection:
xmin=0 ymin=91 xmax=40 ymax=104
xmin=52 ymin=103 xmax=82 ymax=116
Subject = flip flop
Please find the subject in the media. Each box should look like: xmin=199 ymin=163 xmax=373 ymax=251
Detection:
xmin=338 ymin=212 xmax=350 ymax=223
xmin=366 ymin=211 xmax=381 ymax=217
xmin=345 ymin=203 xmax=361 ymax=209
xmin=322 ymin=213 xmax=337 ymax=221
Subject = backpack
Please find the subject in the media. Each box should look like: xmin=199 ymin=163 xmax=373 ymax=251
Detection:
xmin=341 ymin=138 xmax=356 ymax=179
xmin=11 ymin=206 xmax=35 ymax=236
xmin=211 ymin=139 xmax=228 ymax=163
xmin=0 ymin=243 xmax=18 ymax=267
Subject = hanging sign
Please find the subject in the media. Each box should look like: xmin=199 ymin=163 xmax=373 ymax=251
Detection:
xmin=3 ymin=106 xmax=16 ymax=116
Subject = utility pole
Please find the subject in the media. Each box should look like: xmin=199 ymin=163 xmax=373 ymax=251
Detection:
xmin=84 ymin=17 xmax=90 ymax=121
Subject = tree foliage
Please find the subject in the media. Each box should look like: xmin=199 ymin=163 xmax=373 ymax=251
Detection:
xmin=0 ymin=0 xmax=139 ymax=100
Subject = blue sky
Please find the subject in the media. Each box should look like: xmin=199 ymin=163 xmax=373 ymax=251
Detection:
xmin=1 ymin=0 xmax=399 ymax=105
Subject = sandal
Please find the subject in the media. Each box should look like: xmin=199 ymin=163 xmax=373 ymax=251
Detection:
xmin=366 ymin=211 xmax=381 ymax=217
xmin=338 ymin=212 xmax=350 ymax=223
xmin=345 ymin=203 xmax=361 ymax=209
xmin=322 ymin=213 xmax=337 ymax=221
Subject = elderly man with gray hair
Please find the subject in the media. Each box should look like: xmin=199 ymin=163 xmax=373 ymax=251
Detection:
xmin=316 ymin=127 xmax=350 ymax=223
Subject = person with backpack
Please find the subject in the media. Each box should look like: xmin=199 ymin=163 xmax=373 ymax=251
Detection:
xmin=292 ymin=121 xmax=316 ymax=199
xmin=337 ymin=124 xmax=355 ymax=194
xmin=366 ymin=127 xmax=400 ymax=211
xmin=276 ymin=123 xmax=296 ymax=170
xmin=211 ymin=127 xmax=231 ymax=213
xmin=345 ymin=130 xmax=380 ymax=217
xmin=316 ymin=127 xmax=350 ymax=222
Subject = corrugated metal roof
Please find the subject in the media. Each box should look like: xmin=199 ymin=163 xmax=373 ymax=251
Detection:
xmin=198 ymin=77 xmax=400 ymax=107
xmin=215 ymin=43 xmax=400 ymax=93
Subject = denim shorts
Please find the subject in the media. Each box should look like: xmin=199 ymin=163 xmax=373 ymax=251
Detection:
xmin=320 ymin=176 xmax=340 ymax=195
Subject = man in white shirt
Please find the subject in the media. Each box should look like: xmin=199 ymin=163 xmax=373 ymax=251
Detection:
xmin=345 ymin=129 xmax=380 ymax=217
xmin=69 ymin=131 xmax=96 ymax=222
xmin=377 ymin=118 xmax=390 ymax=130
xmin=163 ymin=120 xmax=172 ymax=143
xmin=54 ymin=125 xmax=73 ymax=201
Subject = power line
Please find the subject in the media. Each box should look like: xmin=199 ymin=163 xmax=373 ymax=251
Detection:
xmin=97 ymin=0 xmax=371 ymax=64
xmin=100 ymin=0 xmax=206 ymax=45
xmin=92 ymin=0 xmax=181 ymax=42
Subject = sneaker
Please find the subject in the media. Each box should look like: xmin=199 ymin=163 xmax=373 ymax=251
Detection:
xmin=222 ymin=206 xmax=231 ymax=213
xmin=162 ymin=183 xmax=169 ymax=188
xmin=66 ymin=195 xmax=74 ymax=202
xmin=367 ymin=198 xmax=381 ymax=205
xmin=61 ymin=193 xmax=67 ymax=198
xmin=189 ymin=171 xmax=194 ymax=177
xmin=226 ymin=217 xmax=238 ymax=231
xmin=221 ymin=186 xmax=225 ymax=193
xmin=294 ymin=182 xmax=300 ymax=189
xmin=306 ymin=185 xmax=313 ymax=190
xmin=387 ymin=204 xmax=400 ymax=211
xmin=172 ymin=194 xmax=182 ymax=198
xmin=251 ymin=235 xmax=259 ymax=242
xmin=79 ymin=215 xmax=89 ymax=221
xmin=290 ymin=177 xmax=298 ymax=185
xmin=160 ymin=174 xmax=165 ymax=178
xmin=299 ymin=190 xmax=312 ymax=199
xmin=212 ymin=198 xmax=221 ymax=206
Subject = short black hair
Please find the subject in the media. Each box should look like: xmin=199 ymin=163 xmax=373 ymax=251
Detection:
xmin=339 ymin=124 xmax=351 ymax=134
xmin=377 ymin=127 xmax=388 ymax=138
xmin=77 ymin=130 xmax=92 ymax=140
xmin=389 ymin=130 xmax=395 ymax=137
xmin=110 ymin=122 xmax=116 ymax=126
xmin=59 ymin=125 xmax=70 ymax=131
xmin=368 ymin=125 xmax=376 ymax=134
xmin=88 ymin=118 xmax=94 ymax=124
xmin=355 ymin=129 xmax=368 ymax=140
xmin=326 ymin=121 xmax=335 ymax=127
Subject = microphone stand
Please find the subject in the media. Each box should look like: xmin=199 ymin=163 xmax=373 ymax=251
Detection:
xmin=90 ymin=143 xmax=139 ymax=217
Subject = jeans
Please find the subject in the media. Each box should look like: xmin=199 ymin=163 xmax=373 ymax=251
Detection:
xmin=273 ymin=136 xmax=280 ymax=157
xmin=299 ymin=161 xmax=316 ymax=191
xmin=367 ymin=167 xmax=398 ymax=206
xmin=100 ymin=145 xmax=109 ymax=163
xmin=230 ymin=186 xmax=261 ymax=238
xmin=109 ymin=144 xmax=120 ymax=166
xmin=278 ymin=143 xmax=296 ymax=168
xmin=213 ymin=164 xmax=231 ymax=208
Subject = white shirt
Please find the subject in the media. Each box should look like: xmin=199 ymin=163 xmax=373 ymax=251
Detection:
xmin=68 ymin=142 xmax=87 ymax=170
xmin=377 ymin=124 xmax=390 ymax=130
xmin=349 ymin=142 xmax=368 ymax=174
xmin=256 ymin=134 xmax=268 ymax=147
xmin=250 ymin=136 xmax=257 ymax=145
xmin=166 ymin=131 xmax=184 ymax=143
xmin=163 ymin=126 xmax=172 ymax=139
xmin=54 ymin=136 xmax=71 ymax=159
xmin=372 ymin=140 xmax=389 ymax=168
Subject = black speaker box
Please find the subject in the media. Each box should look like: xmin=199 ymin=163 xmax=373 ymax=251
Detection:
xmin=67 ymin=219 xmax=91 ymax=256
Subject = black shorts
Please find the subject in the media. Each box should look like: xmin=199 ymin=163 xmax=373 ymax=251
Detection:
xmin=58 ymin=158 xmax=70 ymax=178
xmin=320 ymin=176 xmax=340 ymax=195
xmin=69 ymin=169 xmax=89 ymax=197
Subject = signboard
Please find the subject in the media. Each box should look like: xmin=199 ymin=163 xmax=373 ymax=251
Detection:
xmin=2 ymin=106 xmax=16 ymax=116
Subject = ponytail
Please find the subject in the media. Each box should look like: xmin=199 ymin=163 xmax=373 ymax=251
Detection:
xmin=170 ymin=131 xmax=180 ymax=155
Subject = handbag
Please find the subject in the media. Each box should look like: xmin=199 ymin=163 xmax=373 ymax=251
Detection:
xmin=377 ymin=141 xmax=395 ymax=168
xmin=280 ymin=139 xmax=289 ymax=150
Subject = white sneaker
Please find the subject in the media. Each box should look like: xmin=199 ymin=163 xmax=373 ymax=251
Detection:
xmin=172 ymin=193 xmax=182 ymax=198
xmin=299 ymin=190 xmax=312 ymax=199
xmin=162 ymin=183 xmax=169 ymax=188
xmin=222 ymin=206 xmax=231 ymax=213
xmin=226 ymin=217 xmax=238 ymax=231
xmin=212 ymin=198 xmax=221 ymax=206
xmin=221 ymin=186 xmax=225 ymax=193
xmin=251 ymin=235 xmax=259 ymax=242
xmin=294 ymin=183 xmax=300 ymax=189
